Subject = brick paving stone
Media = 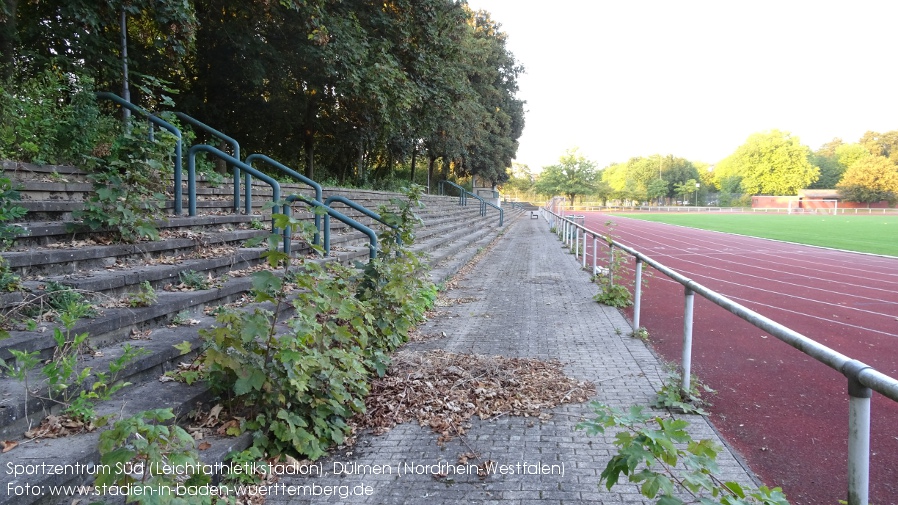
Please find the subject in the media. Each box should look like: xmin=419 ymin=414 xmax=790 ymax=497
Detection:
xmin=267 ymin=216 xmax=761 ymax=504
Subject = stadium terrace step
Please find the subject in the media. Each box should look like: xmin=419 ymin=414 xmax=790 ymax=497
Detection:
xmin=0 ymin=160 xmax=515 ymax=504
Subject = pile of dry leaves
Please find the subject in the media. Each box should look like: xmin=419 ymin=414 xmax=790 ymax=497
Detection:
xmin=355 ymin=350 xmax=595 ymax=444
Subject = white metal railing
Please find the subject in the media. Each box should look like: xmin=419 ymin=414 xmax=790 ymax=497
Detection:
xmin=541 ymin=207 xmax=898 ymax=505
xmin=545 ymin=204 xmax=898 ymax=215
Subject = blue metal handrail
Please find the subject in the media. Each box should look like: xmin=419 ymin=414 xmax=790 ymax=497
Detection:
xmin=324 ymin=195 xmax=401 ymax=249
xmin=439 ymin=180 xmax=503 ymax=225
xmin=439 ymin=180 xmax=467 ymax=206
xmin=95 ymin=92 xmax=185 ymax=214
xmin=172 ymin=112 xmax=246 ymax=214
xmin=284 ymin=195 xmax=378 ymax=259
xmin=465 ymin=190 xmax=504 ymax=226
xmin=245 ymin=154 xmax=323 ymax=246
xmin=187 ymin=146 xmax=280 ymax=227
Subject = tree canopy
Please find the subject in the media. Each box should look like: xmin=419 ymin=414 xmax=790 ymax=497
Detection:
xmin=837 ymin=156 xmax=898 ymax=204
xmin=715 ymin=130 xmax=819 ymax=195
xmin=601 ymin=154 xmax=699 ymax=204
xmin=533 ymin=148 xmax=598 ymax=203
xmin=0 ymin=0 xmax=525 ymax=186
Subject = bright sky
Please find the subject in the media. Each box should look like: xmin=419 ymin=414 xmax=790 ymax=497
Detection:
xmin=465 ymin=0 xmax=898 ymax=172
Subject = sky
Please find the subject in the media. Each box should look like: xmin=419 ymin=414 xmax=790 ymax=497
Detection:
xmin=465 ymin=0 xmax=898 ymax=172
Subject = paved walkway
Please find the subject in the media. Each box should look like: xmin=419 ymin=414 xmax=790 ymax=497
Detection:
xmin=270 ymin=215 xmax=758 ymax=504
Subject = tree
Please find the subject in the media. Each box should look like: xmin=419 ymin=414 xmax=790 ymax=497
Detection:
xmin=593 ymin=180 xmax=614 ymax=206
xmin=808 ymin=141 xmax=866 ymax=189
xmin=674 ymin=179 xmax=698 ymax=205
xmin=717 ymin=130 xmax=819 ymax=195
xmin=4 ymin=0 xmax=197 ymax=91
xmin=837 ymin=156 xmax=898 ymax=204
xmin=501 ymin=163 xmax=534 ymax=199
xmin=533 ymin=148 xmax=598 ymax=204
xmin=646 ymin=179 xmax=668 ymax=205
xmin=859 ymin=130 xmax=898 ymax=164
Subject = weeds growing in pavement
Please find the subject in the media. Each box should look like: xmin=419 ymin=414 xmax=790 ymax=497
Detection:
xmin=96 ymin=409 xmax=215 ymax=504
xmin=592 ymin=221 xmax=633 ymax=308
xmin=653 ymin=366 xmax=715 ymax=416
xmin=0 ymin=306 xmax=146 ymax=429
xmin=632 ymin=327 xmax=650 ymax=341
xmin=126 ymin=281 xmax=157 ymax=308
xmin=178 ymin=270 xmax=211 ymax=290
xmin=577 ymin=402 xmax=790 ymax=505
xmin=22 ymin=281 xmax=97 ymax=320
xmin=72 ymin=125 xmax=168 ymax=243
xmin=197 ymin=186 xmax=435 ymax=460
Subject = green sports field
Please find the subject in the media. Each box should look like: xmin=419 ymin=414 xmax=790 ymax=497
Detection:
xmin=615 ymin=213 xmax=898 ymax=257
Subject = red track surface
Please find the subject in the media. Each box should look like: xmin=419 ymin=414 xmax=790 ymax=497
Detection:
xmin=576 ymin=213 xmax=898 ymax=505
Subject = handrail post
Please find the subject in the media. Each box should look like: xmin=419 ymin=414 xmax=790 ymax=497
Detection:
xmin=582 ymin=229 xmax=587 ymax=268
xmin=608 ymin=244 xmax=615 ymax=285
xmin=574 ymin=226 xmax=579 ymax=257
xmin=843 ymin=360 xmax=872 ymax=505
xmin=633 ymin=258 xmax=643 ymax=330
xmin=592 ymin=235 xmax=598 ymax=275
xmin=682 ymin=286 xmax=695 ymax=395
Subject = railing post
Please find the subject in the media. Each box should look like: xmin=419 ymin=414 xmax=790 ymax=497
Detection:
xmin=843 ymin=360 xmax=872 ymax=505
xmin=608 ymin=244 xmax=615 ymax=285
xmin=592 ymin=236 xmax=598 ymax=275
xmin=633 ymin=258 xmax=643 ymax=330
xmin=682 ymin=286 xmax=695 ymax=395
xmin=582 ymin=230 xmax=587 ymax=268
xmin=574 ymin=227 xmax=579 ymax=257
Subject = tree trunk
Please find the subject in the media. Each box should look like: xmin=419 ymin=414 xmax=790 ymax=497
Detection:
xmin=303 ymin=96 xmax=316 ymax=179
xmin=427 ymin=155 xmax=436 ymax=194
xmin=356 ymin=139 xmax=365 ymax=185
xmin=409 ymin=143 xmax=417 ymax=183
xmin=304 ymin=135 xmax=314 ymax=180
xmin=0 ymin=0 xmax=19 ymax=81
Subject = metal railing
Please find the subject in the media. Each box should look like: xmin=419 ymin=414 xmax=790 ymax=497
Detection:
xmin=187 ymin=145 xmax=280 ymax=224
xmin=440 ymin=180 xmax=503 ymax=226
xmin=284 ymin=195 xmax=378 ymax=259
xmin=172 ymin=112 xmax=246 ymax=214
xmin=438 ymin=180 xmax=467 ymax=206
xmin=95 ymin=92 xmax=185 ymax=214
xmin=246 ymin=154 xmax=323 ymax=246
xmin=542 ymin=207 xmax=898 ymax=505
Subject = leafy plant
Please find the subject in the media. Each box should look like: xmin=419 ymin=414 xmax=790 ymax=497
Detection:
xmin=23 ymin=281 xmax=97 ymax=320
xmin=1 ymin=307 xmax=146 ymax=425
xmin=202 ymin=247 xmax=374 ymax=459
xmin=577 ymin=402 xmax=790 ymax=505
xmin=126 ymin=281 xmax=157 ymax=308
xmin=0 ymin=176 xmax=27 ymax=250
xmin=170 ymin=310 xmax=194 ymax=326
xmin=632 ymin=327 xmax=650 ymax=341
xmin=179 ymin=270 xmax=211 ymax=290
xmin=0 ymin=68 xmax=110 ymax=165
xmin=200 ymin=187 xmax=433 ymax=460
xmin=72 ymin=126 xmax=168 ymax=243
xmin=593 ymin=221 xmax=633 ymax=308
xmin=355 ymin=186 xmax=434 ymax=373
xmin=96 ymin=409 xmax=216 ymax=504
xmin=0 ymin=256 xmax=22 ymax=292
xmin=653 ymin=367 xmax=715 ymax=416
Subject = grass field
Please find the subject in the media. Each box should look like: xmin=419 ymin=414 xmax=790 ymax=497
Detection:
xmin=615 ymin=213 xmax=898 ymax=257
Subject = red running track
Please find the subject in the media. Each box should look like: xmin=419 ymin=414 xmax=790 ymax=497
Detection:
xmin=575 ymin=213 xmax=898 ymax=505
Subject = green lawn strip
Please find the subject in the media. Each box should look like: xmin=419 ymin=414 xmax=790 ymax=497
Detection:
xmin=614 ymin=213 xmax=898 ymax=257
